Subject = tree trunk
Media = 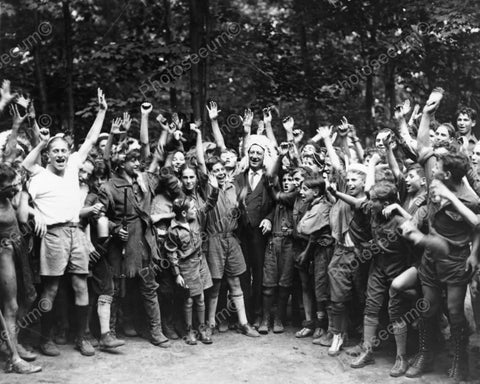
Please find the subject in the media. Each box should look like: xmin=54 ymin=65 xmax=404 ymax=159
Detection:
xmin=384 ymin=62 xmax=396 ymax=119
xmin=295 ymin=0 xmax=316 ymax=136
xmin=163 ymin=0 xmax=177 ymax=110
xmin=189 ymin=0 xmax=208 ymax=124
xmin=62 ymin=0 xmax=74 ymax=137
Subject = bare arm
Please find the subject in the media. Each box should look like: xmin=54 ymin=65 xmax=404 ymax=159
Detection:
xmin=190 ymin=123 xmax=207 ymax=174
xmin=3 ymin=105 xmax=26 ymax=165
xmin=206 ymin=102 xmax=227 ymax=152
xmin=140 ymin=103 xmax=152 ymax=160
xmin=77 ymin=88 xmax=107 ymax=163
xmin=316 ymin=126 xmax=343 ymax=172
xmin=263 ymin=107 xmax=278 ymax=148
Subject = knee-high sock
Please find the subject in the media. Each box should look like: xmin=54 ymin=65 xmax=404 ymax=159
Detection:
xmin=262 ymin=289 xmax=274 ymax=321
xmin=231 ymin=293 xmax=248 ymax=325
xmin=196 ymin=296 xmax=206 ymax=326
xmin=97 ymin=295 xmax=113 ymax=335
xmin=184 ymin=299 xmax=193 ymax=328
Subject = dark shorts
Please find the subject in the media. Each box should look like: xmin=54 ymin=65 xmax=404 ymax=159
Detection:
xmin=178 ymin=253 xmax=213 ymax=297
xmin=40 ymin=225 xmax=90 ymax=276
xmin=90 ymin=257 xmax=115 ymax=296
xmin=364 ymin=253 xmax=407 ymax=321
xmin=328 ymin=244 xmax=358 ymax=303
xmin=263 ymin=236 xmax=295 ymax=288
xmin=418 ymin=247 xmax=472 ymax=288
xmin=206 ymin=234 xmax=246 ymax=279
xmin=313 ymin=245 xmax=333 ymax=303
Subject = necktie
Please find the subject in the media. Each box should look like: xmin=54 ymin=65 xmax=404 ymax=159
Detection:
xmin=249 ymin=171 xmax=258 ymax=190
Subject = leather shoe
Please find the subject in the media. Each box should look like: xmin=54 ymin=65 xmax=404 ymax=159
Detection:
xmin=239 ymin=323 xmax=260 ymax=337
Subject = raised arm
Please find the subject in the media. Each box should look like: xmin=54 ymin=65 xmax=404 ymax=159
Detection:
xmin=3 ymin=104 xmax=26 ymax=165
xmin=316 ymin=126 xmax=343 ymax=172
xmin=22 ymin=129 xmax=50 ymax=173
xmin=328 ymin=185 xmax=363 ymax=208
xmin=418 ymin=88 xmax=443 ymax=150
xmin=140 ymin=103 xmax=152 ymax=160
xmin=78 ymin=88 xmax=107 ymax=163
xmin=190 ymin=122 xmax=207 ymax=174
xmin=263 ymin=106 xmax=278 ymax=148
xmin=384 ymin=136 xmax=402 ymax=181
xmin=206 ymin=101 xmax=227 ymax=152
xmin=240 ymin=108 xmax=253 ymax=157
xmin=0 ymin=80 xmax=17 ymax=113
xmin=430 ymin=179 xmax=480 ymax=228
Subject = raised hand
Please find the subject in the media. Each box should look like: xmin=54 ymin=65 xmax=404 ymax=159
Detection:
xmin=292 ymin=129 xmax=304 ymax=144
xmin=263 ymin=107 xmax=272 ymax=124
xmin=98 ymin=88 xmax=108 ymax=111
xmin=16 ymin=94 xmax=30 ymax=109
xmin=257 ymin=121 xmax=265 ymax=135
xmin=282 ymin=116 xmax=294 ymax=132
xmin=337 ymin=116 xmax=350 ymax=137
xmin=156 ymin=113 xmax=170 ymax=131
xmin=206 ymin=101 xmax=221 ymax=120
xmin=39 ymin=127 xmax=50 ymax=143
xmin=122 ymin=112 xmax=132 ymax=131
xmin=316 ymin=125 xmax=333 ymax=141
xmin=240 ymin=108 xmax=254 ymax=134
xmin=0 ymin=80 xmax=17 ymax=107
xmin=10 ymin=104 xmax=27 ymax=126
xmin=423 ymin=87 xmax=444 ymax=114
xmin=430 ymin=179 xmax=454 ymax=201
xmin=190 ymin=122 xmax=201 ymax=136
xmin=172 ymin=112 xmax=183 ymax=131
xmin=401 ymin=99 xmax=411 ymax=116
xmin=382 ymin=203 xmax=399 ymax=219
xmin=111 ymin=117 xmax=123 ymax=134
xmin=208 ymin=173 xmax=219 ymax=189
xmin=141 ymin=102 xmax=153 ymax=115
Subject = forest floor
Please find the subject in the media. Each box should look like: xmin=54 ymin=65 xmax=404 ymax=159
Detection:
xmin=2 ymin=326 xmax=480 ymax=384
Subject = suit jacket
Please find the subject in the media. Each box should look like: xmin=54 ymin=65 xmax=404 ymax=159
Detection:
xmin=235 ymin=170 xmax=274 ymax=229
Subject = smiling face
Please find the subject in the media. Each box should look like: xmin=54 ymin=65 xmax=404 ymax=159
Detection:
xmin=405 ymin=169 xmax=423 ymax=194
xmin=248 ymin=145 xmax=265 ymax=171
xmin=181 ymin=168 xmax=197 ymax=192
xmin=122 ymin=154 xmax=140 ymax=178
xmin=79 ymin=161 xmax=94 ymax=186
xmin=346 ymin=171 xmax=365 ymax=197
xmin=299 ymin=184 xmax=318 ymax=203
xmin=172 ymin=151 xmax=186 ymax=173
xmin=457 ymin=113 xmax=475 ymax=136
xmin=301 ymin=144 xmax=316 ymax=157
xmin=211 ymin=162 xmax=226 ymax=186
xmin=48 ymin=138 xmax=70 ymax=174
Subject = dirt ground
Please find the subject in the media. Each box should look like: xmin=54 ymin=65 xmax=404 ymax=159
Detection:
xmin=2 ymin=327 xmax=480 ymax=384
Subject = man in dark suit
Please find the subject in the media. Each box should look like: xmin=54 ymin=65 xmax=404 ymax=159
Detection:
xmin=235 ymin=142 xmax=274 ymax=327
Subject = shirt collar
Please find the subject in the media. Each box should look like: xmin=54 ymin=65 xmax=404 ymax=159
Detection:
xmin=248 ymin=168 xmax=264 ymax=176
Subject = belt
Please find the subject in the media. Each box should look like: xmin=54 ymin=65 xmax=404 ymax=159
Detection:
xmin=47 ymin=222 xmax=79 ymax=230
xmin=272 ymin=230 xmax=293 ymax=237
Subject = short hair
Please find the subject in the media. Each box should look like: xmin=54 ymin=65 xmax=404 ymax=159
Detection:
xmin=46 ymin=136 xmax=69 ymax=152
xmin=291 ymin=166 xmax=314 ymax=179
xmin=436 ymin=151 xmax=469 ymax=183
xmin=124 ymin=149 xmax=140 ymax=162
xmin=0 ymin=163 xmax=16 ymax=185
xmin=436 ymin=123 xmax=456 ymax=138
xmin=456 ymin=106 xmax=477 ymax=122
xmin=206 ymin=155 xmax=224 ymax=172
xmin=172 ymin=195 xmax=193 ymax=218
xmin=347 ymin=163 xmax=367 ymax=178
xmin=302 ymin=177 xmax=326 ymax=195
xmin=406 ymin=163 xmax=425 ymax=178
xmin=369 ymin=181 xmax=397 ymax=202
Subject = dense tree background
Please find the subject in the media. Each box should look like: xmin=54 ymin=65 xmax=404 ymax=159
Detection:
xmin=1 ymin=0 xmax=479 ymax=147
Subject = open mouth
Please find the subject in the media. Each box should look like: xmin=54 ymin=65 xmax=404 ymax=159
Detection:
xmin=56 ymin=158 xmax=66 ymax=166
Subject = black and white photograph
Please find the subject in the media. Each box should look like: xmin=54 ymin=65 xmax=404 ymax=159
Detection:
xmin=0 ymin=0 xmax=479 ymax=383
